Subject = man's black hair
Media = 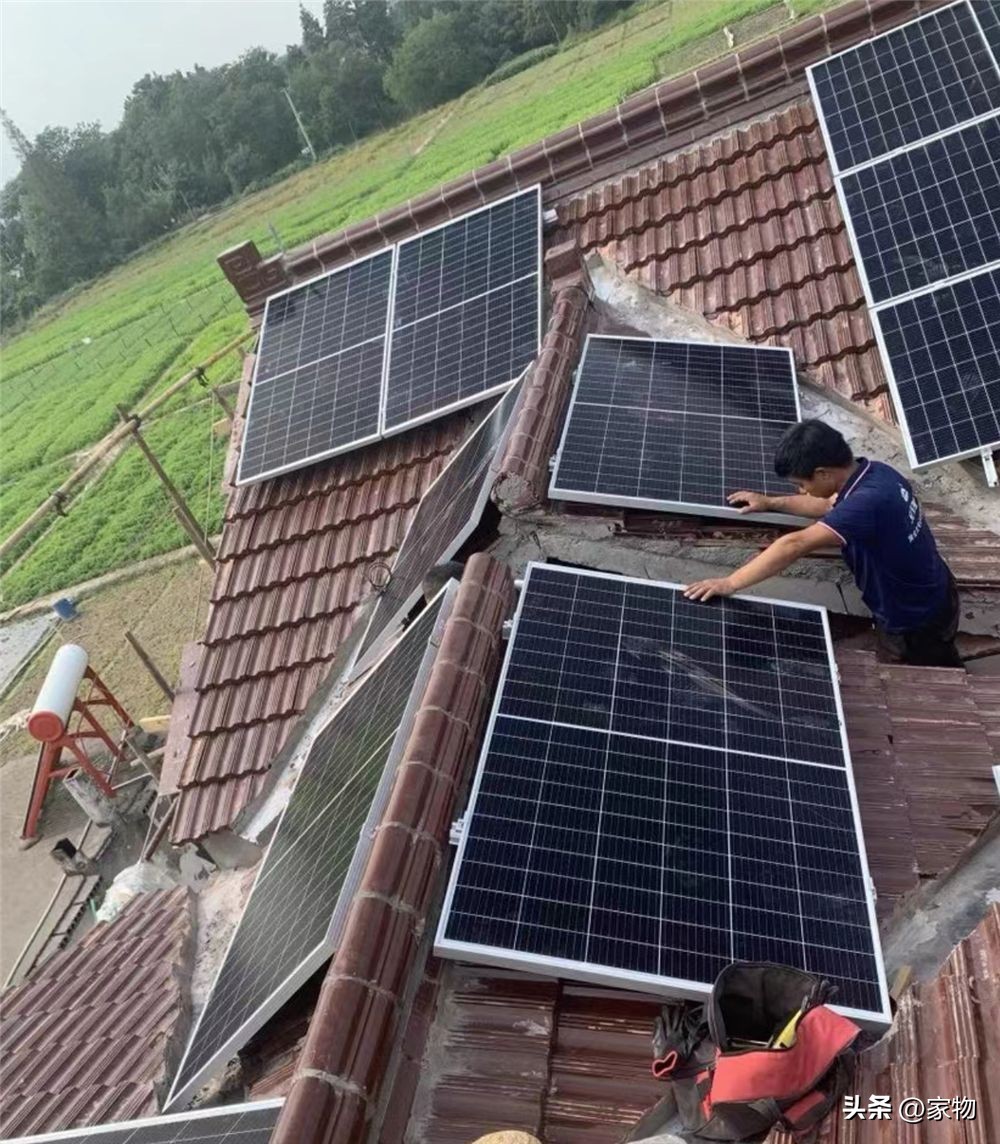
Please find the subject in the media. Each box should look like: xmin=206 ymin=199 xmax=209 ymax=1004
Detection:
xmin=773 ymin=419 xmax=853 ymax=479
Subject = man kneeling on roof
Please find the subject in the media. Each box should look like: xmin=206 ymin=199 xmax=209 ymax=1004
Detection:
xmin=684 ymin=419 xmax=962 ymax=669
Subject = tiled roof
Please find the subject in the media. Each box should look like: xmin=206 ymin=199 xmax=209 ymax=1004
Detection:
xmin=382 ymin=905 xmax=1000 ymax=1144
xmin=840 ymin=650 xmax=1000 ymax=918
xmin=773 ymin=902 xmax=1000 ymax=1144
xmin=0 ymin=888 xmax=193 ymax=1138
xmin=554 ymin=99 xmax=893 ymax=422
xmin=172 ymin=412 xmax=471 ymax=845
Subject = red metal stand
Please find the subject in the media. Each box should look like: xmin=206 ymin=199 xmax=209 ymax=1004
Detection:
xmin=19 ymin=667 xmax=135 ymax=846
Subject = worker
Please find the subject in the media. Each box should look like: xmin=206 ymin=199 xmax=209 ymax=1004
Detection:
xmin=683 ymin=419 xmax=962 ymax=668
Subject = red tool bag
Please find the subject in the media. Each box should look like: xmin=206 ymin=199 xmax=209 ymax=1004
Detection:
xmin=626 ymin=963 xmax=864 ymax=1144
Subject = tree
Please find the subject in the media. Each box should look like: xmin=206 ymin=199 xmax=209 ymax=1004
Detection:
xmin=0 ymin=109 xmax=109 ymax=298
xmin=384 ymin=10 xmax=492 ymax=112
xmin=321 ymin=0 xmax=399 ymax=60
xmin=299 ymin=4 xmax=325 ymax=54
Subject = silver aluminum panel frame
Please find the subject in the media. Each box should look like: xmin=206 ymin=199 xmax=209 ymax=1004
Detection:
xmin=548 ymin=334 xmax=804 ymax=526
xmin=380 ymin=185 xmax=542 ymax=441
xmin=164 ymin=584 xmax=459 ymax=1112
xmin=349 ymin=368 xmax=529 ymax=681
xmin=235 ymin=244 xmax=395 ymax=487
xmin=2 ymin=1099 xmax=284 ymax=1143
xmin=434 ymin=561 xmax=892 ymax=1031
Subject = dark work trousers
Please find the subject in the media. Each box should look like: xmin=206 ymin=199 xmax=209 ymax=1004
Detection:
xmin=875 ymin=575 xmax=963 ymax=668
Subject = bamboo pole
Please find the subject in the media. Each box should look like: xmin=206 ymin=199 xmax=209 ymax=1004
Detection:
xmin=124 ymin=629 xmax=176 ymax=701
xmin=116 ymin=407 xmax=216 ymax=566
xmin=0 ymin=329 xmax=251 ymax=563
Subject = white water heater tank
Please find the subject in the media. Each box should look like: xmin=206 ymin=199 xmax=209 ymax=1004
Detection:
xmin=28 ymin=644 xmax=89 ymax=742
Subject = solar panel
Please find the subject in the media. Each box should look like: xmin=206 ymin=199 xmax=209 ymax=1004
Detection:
xmin=352 ymin=371 xmax=526 ymax=678
xmin=166 ymin=588 xmax=453 ymax=1111
xmin=841 ymin=115 xmax=1000 ymax=304
xmin=237 ymin=249 xmax=392 ymax=484
xmin=3 ymin=1101 xmax=282 ymax=1144
xmin=436 ymin=564 xmax=890 ymax=1027
xmin=807 ymin=1 xmax=1000 ymax=176
xmin=382 ymin=188 xmax=540 ymax=436
xmin=872 ymin=265 xmax=1000 ymax=466
xmin=549 ymin=337 xmax=801 ymax=522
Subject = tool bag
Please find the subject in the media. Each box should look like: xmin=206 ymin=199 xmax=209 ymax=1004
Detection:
xmin=626 ymin=963 xmax=863 ymax=1144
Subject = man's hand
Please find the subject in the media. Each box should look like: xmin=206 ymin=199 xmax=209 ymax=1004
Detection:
xmin=683 ymin=576 xmax=737 ymax=602
xmin=727 ymin=490 xmax=771 ymax=514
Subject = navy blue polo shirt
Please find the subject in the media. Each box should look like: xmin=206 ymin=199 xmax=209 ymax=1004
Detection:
xmin=820 ymin=459 xmax=951 ymax=632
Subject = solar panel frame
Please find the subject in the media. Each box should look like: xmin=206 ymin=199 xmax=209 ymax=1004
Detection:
xmin=435 ymin=562 xmax=891 ymax=1030
xmin=2 ymin=1100 xmax=283 ymax=1144
xmin=805 ymin=0 xmax=1000 ymax=178
xmin=349 ymin=369 xmax=527 ymax=680
xmin=549 ymin=336 xmax=803 ymax=525
xmin=868 ymin=264 xmax=1000 ymax=468
xmin=235 ymin=246 xmax=393 ymax=485
xmin=379 ymin=186 xmax=542 ymax=440
xmin=164 ymin=586 xmax=456 ymax=1112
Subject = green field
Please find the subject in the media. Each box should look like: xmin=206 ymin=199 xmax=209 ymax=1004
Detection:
xmin=0 ymin=0 xmax=833 ymax=608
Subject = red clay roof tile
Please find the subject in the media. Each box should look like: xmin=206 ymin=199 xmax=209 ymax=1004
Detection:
xmin=171 ymin=409 xmax=472 ymax=845
xmin=0 ymin=888 xmax=192 ymax=1138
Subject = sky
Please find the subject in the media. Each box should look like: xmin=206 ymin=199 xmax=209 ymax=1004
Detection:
xmin=0 ymin=0 xmax=323 ymax=184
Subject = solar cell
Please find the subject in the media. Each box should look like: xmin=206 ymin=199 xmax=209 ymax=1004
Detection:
xmin=237 ymin=250 xmax=392 ymax=484
xmin=872 ymin=265 xmax=1000 ymax=466
xmin=352 ymin=371 xmax=526 ymax=677
xmin=436 ymin=564 xmax=890 ymax=1027
xmin=841 ymin=115 xmax=1000 ymax=303
xmin=3 ymin=1101 xmax=282 ymax=1144
xmin=807 ymin=1 xmax=1000 ymax=175
xmin=383 ymin=188 xmax=540 ymax=436
xmin=166 ymin=590 xmax=452 ymax=1111
xmin=549 ymin=337 xmax=801 ymax=521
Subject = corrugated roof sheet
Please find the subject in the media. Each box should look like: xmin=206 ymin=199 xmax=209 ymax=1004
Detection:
xmin=171 ymin=410 xmax=473 ymax=845
xmin=0 ymin=888 xmax=193 ymax=1139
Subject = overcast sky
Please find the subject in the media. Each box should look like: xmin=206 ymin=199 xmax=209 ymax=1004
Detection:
xmin=1 ymin=0 xmax=323 ymax=184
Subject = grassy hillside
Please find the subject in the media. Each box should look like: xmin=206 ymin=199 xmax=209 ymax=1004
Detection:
xmin=0 ymin=0 xmax=833 ymax=607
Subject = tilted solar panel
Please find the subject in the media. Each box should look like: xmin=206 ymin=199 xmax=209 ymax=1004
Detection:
xmin=2 ymin=1101 xmax=282 ymax=1144
xmin=436 ymin=564 xmax=890 ymax=1027
xmin=351 ymin=371 xmax=526 ymax=678
xmin=166 ymin=589 xmax=453 ymax=1111
xmin=808 ymin=1 xmax=1000 ymax=176
xmin=237 ymin=249 xmax=392 ymax=484
xmin=383 ymin=188 xmax=540 ymax=436
xmin=549 ymin=337 xmax=801 ymax=522
xmin=841 ymin=114 xmax=1000 ymax=304
xmin=872 ymin=265 xmax=1000 ymax=466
